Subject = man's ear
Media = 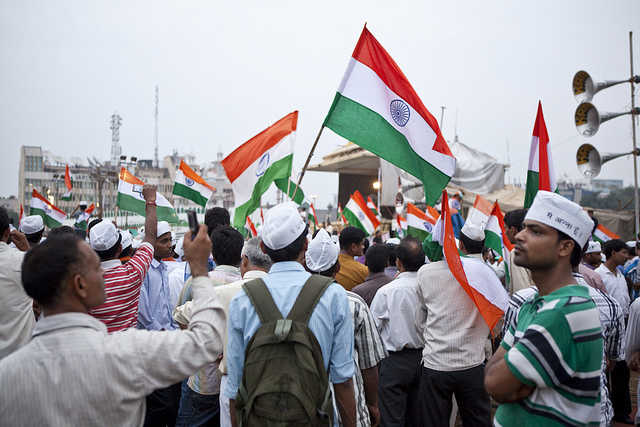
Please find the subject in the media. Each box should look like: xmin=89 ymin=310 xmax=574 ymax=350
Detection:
xmin=71 ymin=271 xmax=89 ymax=300
xmin=557 ymin=239 xmax=574 ymax=259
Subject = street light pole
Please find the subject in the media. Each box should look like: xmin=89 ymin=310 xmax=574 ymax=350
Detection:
xmin=630 ymin=31 xmax=639 ymax=245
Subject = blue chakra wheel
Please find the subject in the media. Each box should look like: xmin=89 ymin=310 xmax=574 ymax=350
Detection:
xmin=390 ymin=99 xmax=410 ymax=127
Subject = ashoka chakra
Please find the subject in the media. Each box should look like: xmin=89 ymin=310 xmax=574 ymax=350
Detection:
xmin=390 ymin=99 xmax=410 ymax=127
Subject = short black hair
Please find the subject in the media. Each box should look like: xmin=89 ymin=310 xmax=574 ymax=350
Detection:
xmin=460 ymin=231 xmax=484 ymax=254
xmin=339 ymin=226 xmax=366 ymax=250
xmin=205 ymin=207 xmax=230 ymax=232
xmin=87 ymin=218 xmax=103 ymax=234
xmin=263 ymin=225 xmax=308 ymax=263
xmin=386 ymin=243 xmax=398 ymax=266
xmin=504 ymin=209 xmax=528 ymax=230
xmin=397 ymin=236 xmax=425 ymax=272
xmin=120 ymin=246 xmax=133 ymax=258
xmin=317 ymin=260 xmax=340 ymax=278
xmin=365 ymin=244 xmax=390 ymax=273
xmin=362 ymin=238 xmax=370 ymax=255
xmin=95 ymin=233 xmax=122 ymax=262
xmin=0 ymin=207 xmax=9 ymax=236
xmin=590 ymin=216 xmax=599 ymax=235
xmin=557 ymin=231 xmax=583 ymax=268
xmin=210 ymin=225 xmax=244 ymax=267
xmin=22 ymin=233 xmax=83 ymax=307
xmin=48 ymin=225 xmax=75 ymax=237
xmin=25 ymin=230 xmax=44 ymax=244
xmin=603 ymin=239 xmax=628 ymax=259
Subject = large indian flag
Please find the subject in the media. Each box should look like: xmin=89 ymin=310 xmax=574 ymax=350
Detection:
xmin=524 ymin=101 xmax=557 ymax=208
xmin=117 ymin=168 xmax=178 ymax=223
xmin=30 ymin=189 xmax=66 ymax=228
xmin=173 ymin=160 xmax=215 ymax=207
xmin=484 ymin=202 xmax=514 ymax=286
xmin=344 ymin=190 xmax=380 ymax=235
xmin=593 ymin=224 xmax=619 ymax=244
xmin=406 ymin=203 xmax=436 ymax=241
xmin=433 ymin=190 xmax=508 ymax=331
xmin=323 ymin=26 xmax=456 ymax=206
xmin=222 ymin=111 xmax=297 ymax=228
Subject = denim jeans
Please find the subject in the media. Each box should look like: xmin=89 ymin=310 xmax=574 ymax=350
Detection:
xmin=176 ymin=380 xmax=220 ymax=427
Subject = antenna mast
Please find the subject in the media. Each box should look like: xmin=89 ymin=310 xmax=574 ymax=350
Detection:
xmin=154 ymin=85 xmax=159 ymax=168
xmin=110 ymin=112 xmax=122 ymax=166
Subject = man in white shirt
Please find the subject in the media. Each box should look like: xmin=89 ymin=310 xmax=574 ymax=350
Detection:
xmin=0 ymin=207 xmax=33 ymax=360
xmin=417 ymin=222 xmax=499 ymax=427
xmin=370 ymin=236 xmax=425 ymax=427
xmin=596 ymin=238 xmax=632 ymax=423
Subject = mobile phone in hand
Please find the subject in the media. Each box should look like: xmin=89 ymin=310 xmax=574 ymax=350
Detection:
xmin=187 ymin=210 xmax=199 ymax=240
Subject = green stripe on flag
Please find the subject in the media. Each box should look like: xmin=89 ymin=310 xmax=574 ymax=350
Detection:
xmin=117 ymin=193 xmax=178 ymax=223
xmin=233 ymin=156 xmax=292 ymax=228
xmin=407 ymin=225 xmax=430 ymax=242
xmin=485 ymin=229 xmax=510 ymax=285
xmin=524 ymin=170 xmax=539 ymax=209
xmin=274 ymin=178 xmax=305 ymax=205
xmin=343 ymin=208 xmax=369 ymax=235
xmin=324 ymin=93 xmax=450 ymax=206
xmin=173 ymin=182 xmax=209 ymax=207
xmin=30 ymin=207 xmax=63 ymax=229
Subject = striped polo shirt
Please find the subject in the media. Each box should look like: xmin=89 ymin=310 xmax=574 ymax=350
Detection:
xmin=495 ymin=285 xmax=602 ymax=426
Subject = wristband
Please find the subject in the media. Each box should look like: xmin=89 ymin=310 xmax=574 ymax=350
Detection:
xmin=146 ymin=202 xmax=157 ymax=207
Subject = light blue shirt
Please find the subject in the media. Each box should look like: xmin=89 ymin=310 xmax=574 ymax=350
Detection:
xmin=225 ymin=261 xmax=355 ymax=400
xmin=137 ymin=259 xmax=177 ymax=331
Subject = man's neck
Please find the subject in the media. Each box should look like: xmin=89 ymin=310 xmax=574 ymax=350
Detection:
xmin=340 ymin=249 xmax=353 ymax=257
xmin=604 ymin=259 xmax=619 ymax=273
xmin=154 ymin=256 xmax=164 ymax=263
xmin=531 ymin=264 xmax=576 ymax=296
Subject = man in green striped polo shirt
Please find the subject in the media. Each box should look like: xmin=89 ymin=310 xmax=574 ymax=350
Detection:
xmin=485 ymin=191 xmax=603 ymax=426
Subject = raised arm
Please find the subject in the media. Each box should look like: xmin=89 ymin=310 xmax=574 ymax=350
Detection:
xmin=142 ymin=184 xmax=157 ymax=246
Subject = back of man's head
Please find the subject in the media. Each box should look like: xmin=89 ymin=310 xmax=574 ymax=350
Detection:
xmin=339 ymin=226 xmax=366 ymax=250
xmin=210 ymin=225 xmax=244 ymax=267
xmin=0 ymin=207 xmax=9 ymax=237
xmin=242 ymin=238 xmax=273 ymax=271
xmin=365 ymin=244 xmax=390 ymax=273
xmin=205 ymin=207 xmax=230 ymax=232
xmin=397 ymin=236 xmax=425 ymax=272
xmin=459 ymin=232 xmax=484 ymax=255
xmin=22 ymin=233 xmax=83 ymax=309
xmin=48 ymin=225 xmax=75 ymax=237
xmin=603 ymin=239 xmax=628 ymax=259
xmin=504 ymin=209 xmax=527 ymax=230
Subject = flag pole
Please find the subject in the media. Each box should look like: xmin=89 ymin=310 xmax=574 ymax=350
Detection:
xmin=293 ymin=125 xmax=325 ymax=200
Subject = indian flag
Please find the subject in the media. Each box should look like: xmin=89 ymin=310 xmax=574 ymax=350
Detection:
xmin=173 ymin=160 xmax=215 ymax=207
xmin=246 ymin=216 xmax=258 ymax=237
xmin=222 ymin=111 xmax=297 ymax=228
xmin=308 ymin=203 xmax=318 ymax=227
xmin=117 ymin=168 xmax=178 ymax=223
xmin=367 ymin=196 xmax=380 ymax=217
xmin=323 ymin=25 xmax=456 ymax=206
xmin=433 ymin=190 xmax=508 ymax=331
xmin=274 ymin=178 xmax=305 ymax=205
xmin=466 ymin=195 xmax=494 ymax=231
xmin=337 ymin=203 xmax=347 ymax=224
xmin=30 ymin=189 xmax=66 ymax=228
xmin=394 ymin=213 xmax=407 ymax=237
xmin=484 ymin=202 xmax=513 ymax=286
xmin=344 ymin=190 xmax=380 ymax=235
xmin=524 ymin=101 xmax=557 ymax=208
xmin=75 ymin=203 xmax=95 ymax=230
xmin=406 ymin=203 xmax=436 ymax=241
xmin=61 ymin=165 xmax=72 ymax=201
xmin=593 ymin=224 xmax=619 ymax=244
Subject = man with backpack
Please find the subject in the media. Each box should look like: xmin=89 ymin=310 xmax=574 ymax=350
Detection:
xmin=225 ymin=202 xmax=357 ymax=427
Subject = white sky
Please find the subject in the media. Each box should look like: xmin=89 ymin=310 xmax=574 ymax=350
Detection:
xmin=1 ymin=0 xmax=639 ymax=208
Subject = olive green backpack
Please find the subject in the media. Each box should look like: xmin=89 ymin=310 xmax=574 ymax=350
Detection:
xmin=235 ymin=275 xmax=335 ymax=427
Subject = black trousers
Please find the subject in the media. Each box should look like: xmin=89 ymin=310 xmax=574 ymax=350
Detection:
xmin=611 ymin=359 xmax=632 ymax=418
xmin=378 ymin=348 xmax=423 ymax=427
xmin=419 ymin=364 xmax=491 ymax=427
xmin=144 ymin=382 xmax=182 ymax=427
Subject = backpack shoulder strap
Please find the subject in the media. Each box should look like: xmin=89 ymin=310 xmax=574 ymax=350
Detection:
xmin=287 ymin=274 xmax=335 ymax=324
xmin=242 ymin=278 xmax=282 ymax=323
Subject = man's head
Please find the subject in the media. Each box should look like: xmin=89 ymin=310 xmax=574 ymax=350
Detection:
xmin=365 ymin=243 xmax=390 ymax=274
xmin=261 ymin=202 xmax=308 ymax=263
xmin=22 ymin=234 xmax=106 ymax=314
xmin=583 ymin=241 xmax=602 ymax=268
xmin=48 ymin=225 xmax=75 ymax=237
xmin=305 ymin=229 xmax=340 ymax=278
xmin=504 ymin=209 xmax=527 ymax=243
xmin=513 ymin=191 xmax=593 ymax=271
xmin=20 ymin=215 xmax=45 ymax=245
xmin=459 ymin=222 xmax=485 ymax=255
xmin=119 ymin=230 xmax=134 ymax=258
xmin=90 ymin=221 xmax=122 ymax=261
xmin=204 ymin=207 xmax=230 ymax=233
xmin=396 ymin=236 xmax=425 ymax=272
xmin=0 ymin=207 xmax=10 ymax=242
xmin=603 ymin=239 xmax=630 ymax=267
xmin=339 ymin=226 xmax=367 ymax=257
xmin=210 ymin=225 xmax=244 ymax=267
xmin=386 ymin=242 xmax=398 ymax=268
xmin=154 ymin=221 xmax=174 ymax=261
xmin=240 ymin=238 xmax=273 ymax=277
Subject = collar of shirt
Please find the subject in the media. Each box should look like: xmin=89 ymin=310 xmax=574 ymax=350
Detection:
xmin=581 ymin=262 xmax=597 ymax=271
xmin=243 ymin=270 xmax=267 ymax=280
xmin=151 ymin=258 xmax=166 ymax=270
xmin=33 ymin=312 xmax=107 ymax=337
xmin=392 ymin=271 xmax=418 ymax=282
xmin=214 ymin=264 xmax=241 ymax=276
xmin=531 ymin=284 xmax=586 ymax=307
xmin=596 ymin=264 xmax=622 ymax=278
xmin=101 ymin=259 xmax=122 ymax=270
xmin=268 ymin=261 xmax=305 ymax=274
xmin=366 ymin=272 xmax=388 ymax=281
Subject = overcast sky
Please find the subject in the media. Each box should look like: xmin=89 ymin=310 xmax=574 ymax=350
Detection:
xmin=1 ymin=0 xmax=639 ymax=208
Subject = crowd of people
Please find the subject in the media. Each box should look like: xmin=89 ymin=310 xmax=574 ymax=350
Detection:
xmin=0 ymin=184 xmax=639 ymax=427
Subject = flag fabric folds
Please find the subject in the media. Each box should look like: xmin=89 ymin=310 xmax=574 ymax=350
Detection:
xmin=61 ymin=165 xmax=73 ymax=201
xmin=30 ymin=189 xmax=66 ymax=228
xmin=434 ymin=191 xmax=508 ymax=331
xmin=246 ymin=216 xmax=258 ymax=237
xmin=484 ymin=202 xmax=513 ymax=286
xmin=173 ymin=160 xmax=215 ymax=207
xmin=406 ymin=203 xmax=436 ymax=241
xmin=367 ymin=196 xmax=380 ymax=217
xmin=323 ymin=25 xmax=456 ymax=205
xmin=592 ymin=224 xmax=619 ymax=244
xmin=222 ymin=111 xmax=297 ymax=228
xmin=117 ymin=168 xmax=178 ymax=223
xmin=274 ymin=178 xmax=305 ymax=205
xmin=524 ymin=101 xmax=557 ymax=208
xmin=337 ymin=203 xmax=347 ymax=225
xmin=344 ymin=190 xmax=380 ymax=235
xmin=308 ymin=203 xmax=318 ymax=228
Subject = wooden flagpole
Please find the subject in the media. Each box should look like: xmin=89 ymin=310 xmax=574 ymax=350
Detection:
xmin=292 ymin=126 xmax=325 ymax=200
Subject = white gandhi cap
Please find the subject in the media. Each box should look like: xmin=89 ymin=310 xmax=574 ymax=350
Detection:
xmin=90 ymin=221 xmax=120 ymax=251
xmin=157 ymin=221 xmax=171 ymax=238
xmin=20 ymin=215 xmax=44 ymax=234
xmin=585 ymin=241 xmax=601 ymax=254
xmin=262 ymin=202 xmax=306 ymax=250
xmin=461 ymin=221 xmax=485 ymax=242
xmin=525 ymin=191 xmax=594 ymax=249
xmin=305 ymin=229 xmax=339 ymax=273
xmin=120 ymin=230 xmax=133 ymax=250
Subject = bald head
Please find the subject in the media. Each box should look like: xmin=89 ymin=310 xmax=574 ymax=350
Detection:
xmin=397 ymin=236 xmax=425 ymax=272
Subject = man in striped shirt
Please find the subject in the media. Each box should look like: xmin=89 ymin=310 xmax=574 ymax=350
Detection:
xmin=88 ymin=184 xmax=157 ymax=332
xmin=485 ymin=191 xmax=603 ymax=426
